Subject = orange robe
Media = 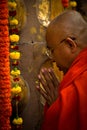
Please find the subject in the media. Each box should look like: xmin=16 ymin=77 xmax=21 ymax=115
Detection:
xmin=41 ymin=48 xmax=87 ymax=130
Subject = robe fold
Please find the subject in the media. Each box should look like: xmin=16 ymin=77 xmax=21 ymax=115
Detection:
xmin=41 ymin=48 xmax=87 ymax=130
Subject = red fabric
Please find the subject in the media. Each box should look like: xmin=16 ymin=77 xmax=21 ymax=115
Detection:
xmin=41 ymin=48 xmax=87 ymax=130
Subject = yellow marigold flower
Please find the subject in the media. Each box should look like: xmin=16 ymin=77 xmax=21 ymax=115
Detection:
xmin=11 ymin=69 xmax=21 ymax=76
xmin=8 ymin=2 xmax=17 ymax=9
xmin=11 ymin=86 xmax=22 ymax=94
xmin=10 ymin=51 xmax=20 ymax=60
xmin=10 ymin=34 xmax=19 ymax=42
xmin=70 ymin=1 xmax=77 ymax=7
xmin=10 ymin=19 xmax=18 ymax=26
xmin=12 ymin=117 xmax=23 ymax=125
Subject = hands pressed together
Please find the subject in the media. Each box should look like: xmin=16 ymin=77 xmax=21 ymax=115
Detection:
xmin=36 ymin=68 xmax=60 ymax=106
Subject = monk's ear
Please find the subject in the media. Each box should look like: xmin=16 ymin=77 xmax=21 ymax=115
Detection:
xmin=65 ymin=37 xmax=77 ymax=53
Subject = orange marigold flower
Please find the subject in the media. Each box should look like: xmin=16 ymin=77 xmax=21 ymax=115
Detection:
xmin=0 ymin=19 xmax=8 ymax=25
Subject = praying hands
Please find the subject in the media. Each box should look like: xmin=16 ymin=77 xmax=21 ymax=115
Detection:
xmin=36 ymin=68 xmax=60 ymax=106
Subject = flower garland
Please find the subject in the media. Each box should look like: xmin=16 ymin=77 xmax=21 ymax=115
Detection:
xmin=8 ymin=0 xmax=23 ymax=129
xmin=0 ymin=0 xmax=12 ymax=130
xmin=61 ymin=0 xmax=77 ymax=9
xmin=70 ymin=0 xmax=77 ymax=10
xmin=61 ymin=0 xmax=69 ymax=8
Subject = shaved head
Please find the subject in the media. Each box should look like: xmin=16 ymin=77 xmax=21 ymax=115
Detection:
xmin=46 ymin=10 xmax=87 ymax=73
xmin=46 ymin=10 xmax=87 ymax=48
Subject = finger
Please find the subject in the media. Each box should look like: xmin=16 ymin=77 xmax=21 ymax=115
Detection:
xmin=40 ymin=89 xmax=53 ymax=106
xmin=36 ymin=85 xmax=51 ymax=105
xmin=36 ymin=80 xmax=54 ymax=104
xmin=41 ymin=68 xmax=54 ymax=89
xmin=38 ymin=74 xmax=51 ymax=95
xmin=36 ymin=83 xmax=57 ymax=106
xmin=39 ymin=68 xmax=58 ymax=105
xmin=42 ymin=68 xmax=59 ymax=100
xmin=40 ymin=69 xmax=55 ymax=99
xmin=48 ymin=68 xmax=60 ymax=87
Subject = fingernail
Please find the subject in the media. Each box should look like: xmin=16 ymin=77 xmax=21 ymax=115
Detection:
xmin=48 ymin=68 xmax=52 ymax=72
xmin=38 ymin=74 xmax=41 ymax=79
xmin=41 ymin=68 xmax=45 ymax=72
xmin=36 ymin=85 xmax=40 ymax=89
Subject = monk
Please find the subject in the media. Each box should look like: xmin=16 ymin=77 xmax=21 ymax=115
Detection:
xmin=36 ymin=10 xmax=87 ymax=130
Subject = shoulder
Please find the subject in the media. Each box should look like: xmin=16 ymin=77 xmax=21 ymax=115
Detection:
xmin=74 ymin=70 xmax=87 ymax=93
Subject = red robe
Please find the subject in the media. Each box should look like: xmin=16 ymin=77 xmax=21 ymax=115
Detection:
xmin=41 ymin=48 xmax=87 ymax=130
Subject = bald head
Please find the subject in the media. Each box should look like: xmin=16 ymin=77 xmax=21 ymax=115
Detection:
xmin=46 ymin=10 xmax=87 ymax=73
xmin=46 ymin=10 xmax=87 ymax=48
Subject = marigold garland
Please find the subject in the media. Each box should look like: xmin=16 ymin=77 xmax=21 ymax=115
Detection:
xmin=8 ymin=0 xmax=23 ymax=129
xmin=61 ymin=0 xmax=77 ymax=10
xmin=0 ymin=0 xmax=12 ymax=130
xmin=61 ymin=0 xmax=69 ymax=8
xmin=70 ymin=0 xmax=77 ymax=10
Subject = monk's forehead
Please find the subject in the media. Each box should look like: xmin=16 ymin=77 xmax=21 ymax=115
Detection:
xmin=46 ymin=23 xmax=67 ymax=43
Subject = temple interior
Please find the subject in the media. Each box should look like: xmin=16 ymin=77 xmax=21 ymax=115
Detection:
xmin=0 ymin=0 xmax=87 ymax=130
